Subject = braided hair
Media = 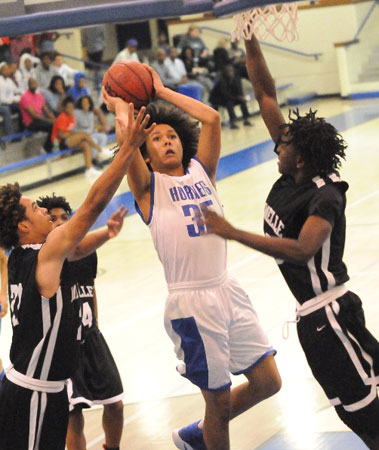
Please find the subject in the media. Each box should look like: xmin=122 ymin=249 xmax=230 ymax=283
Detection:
xmin=281 ymin=109 xmax=347 ymax=176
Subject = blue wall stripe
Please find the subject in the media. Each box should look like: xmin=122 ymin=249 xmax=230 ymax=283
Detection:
xmin=90 ymin=104 xmax=379 ymax=230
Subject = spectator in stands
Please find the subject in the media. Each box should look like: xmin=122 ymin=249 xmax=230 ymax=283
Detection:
xmin=20 ymin=77 xmax=55 ymax=153
xmin=35 ymin=31 xmax=60 ymax=56
xmin=157 ymin=31 xmax=170 ymax=55
xmin=0 ymin=62 xmax=23 ymax=137
xmin=18 ymin=52 xmax=39 ymax=92
xmin=212 ymin=38 xmax=232 ymax=74
xmin=67 ymin=72 xmax=89 ymax=100
xmin=165 ymin=46 xmax=188 ymax=87
xmin=151 ymin=48 xmax=179 ymax=91
xmin=35 ymin=52 xmax=58 ymax=94
xmin=8 ymin=59 xmax=24 ymax=98
xmin=44 ymin=75 xmax=67 ymax=116
xmin=177 ymin=24 xmax=209 ymax=67
xmin=112 ymin=38 xmax=140 ymax=65
xmin=179 ymin=46 xmax=213 ymax=101
xmin=74 ymin=95 xmax=110 ymax=167
xmin=10 ymin=35 xmax=35 ymax=63
xmin=81 ymin=25 xmax=106 ymax=70
xmin=228 ymin=40 xmax=248 ymax=79
xmin=68 ymin=72 xmax=108 ymax=130
xmin=209 ymin=64 xmax=252 ymax=129
xmin=0 ymin=37 xmax=11 ymax=63
xmin=52 ymin=53 xmax=78 ymax=86
xmin=51 ymin=96 xmax=104 ymax=178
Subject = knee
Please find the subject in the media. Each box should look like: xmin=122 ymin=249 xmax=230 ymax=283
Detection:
xmin=266 ymin=370 xmax=282 ymax=397
xmin=104 ymin=400 xmax=124 ymax=418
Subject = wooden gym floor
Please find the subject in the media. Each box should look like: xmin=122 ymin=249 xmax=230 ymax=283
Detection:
xmin=1 ymin=95 xmax=379 ymax=449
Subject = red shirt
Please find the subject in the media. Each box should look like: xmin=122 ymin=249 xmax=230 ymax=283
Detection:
xmin=51 ymin=112 xmax=75 ymax=143
xmin=20 ymin=90 xmax=46 ymax=127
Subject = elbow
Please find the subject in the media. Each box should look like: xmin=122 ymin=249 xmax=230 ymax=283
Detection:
xmin=207 ymin=108 xmax=221 ymax=126
xmin=290 ymin=250 xmax=314 ymax=266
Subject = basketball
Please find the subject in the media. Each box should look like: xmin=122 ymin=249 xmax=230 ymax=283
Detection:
xmin=102 ymin=61 xmax=154 ymax=109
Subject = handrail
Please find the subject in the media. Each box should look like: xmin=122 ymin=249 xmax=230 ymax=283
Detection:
xmin=347 ymin=0 xmax=379 ymax=46
xmin=59 ymin=52 xmax=109 ymax=70
xmin=199 ymin=26 xmax=322 ymax=60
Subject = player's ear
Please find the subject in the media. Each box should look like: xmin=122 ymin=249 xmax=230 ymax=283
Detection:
xmin=295 ymin=151 xmax=304 ymax=169
xmin=17 ymin=219 xmax=30 ymax=233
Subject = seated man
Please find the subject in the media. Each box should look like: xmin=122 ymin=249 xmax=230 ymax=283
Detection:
xmin=52 ymin=53 xmax=78 ymax=86
xmin=51 ymin=96 xmax=106 ymax=178
xmin=0 ymin=62 xmax=23 ymax=137
xmin=151 ymin=48 xmax=179 ymax=91
xmin=20 ymin=77 xmax=55 ymax=153
xmin=209 ymin=64 xmax=252 ymax=129
xmin=35 ymin=52 xmax=58 ymax=95
xmin=164 ymin=47 xmax=188 ymax=87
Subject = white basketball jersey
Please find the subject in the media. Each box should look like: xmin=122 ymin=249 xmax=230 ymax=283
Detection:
xmin=139 ymin=158 xmax=226 ymax=285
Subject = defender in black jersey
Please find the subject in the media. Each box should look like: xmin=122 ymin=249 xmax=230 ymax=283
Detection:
xmin=0 ymin=247 xmax=8 ymax=387
xmin=0 ymin=105 xmax=154 ymax=450
xmin=203 ymin=35 xmax=379 ymax=449
xmin=37 ymin=194 xmax=124 ymax=450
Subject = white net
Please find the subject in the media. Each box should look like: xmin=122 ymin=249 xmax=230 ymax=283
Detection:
xmin=231 ymin=2 xmax=299 ymax=42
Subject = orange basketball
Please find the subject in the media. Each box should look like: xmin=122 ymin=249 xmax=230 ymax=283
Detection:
xmin=102 ymin=61 xmax=154 ymax=109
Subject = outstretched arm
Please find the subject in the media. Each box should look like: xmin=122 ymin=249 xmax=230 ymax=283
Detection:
xmin=145 ymin=65 xmax=221 ymax=184
xmin=0 ymin=248 xmax=8 ymax=318
xmin=203 ymin=210 xmax=332 ymax=265
xmin=37 ymin=105 xmax=155 ymax=298
xmin=102 ymin=91 xmax=153 ymax=221
xmin=244 ymin=35 xmax=286 ymax=144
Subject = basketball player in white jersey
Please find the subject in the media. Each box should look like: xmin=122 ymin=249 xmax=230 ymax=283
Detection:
xmin=103 ymin=66 xmax=281 ymax=450
xmin=0 ymin=104 xmax=154 ymax=450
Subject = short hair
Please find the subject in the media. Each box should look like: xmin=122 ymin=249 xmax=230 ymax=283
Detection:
xmin=75 ymin=95 xmax=94 ymax=111
xmin=37 ymin=193 xmax=72 ymax=215
xmin=62 ymin=96 xmax=75 ymax=108
xmin=0 ymin=183 xmax=25 ymax=250
xmin=281 ymin=109 xmax=347 ymax=176
xmin=40 ymin=52 xmax=51 ymax=61
xmin=140 ymin=101 xmax=200 ymax=171
xmin=49 ymin=75 xmax=66 ymax=93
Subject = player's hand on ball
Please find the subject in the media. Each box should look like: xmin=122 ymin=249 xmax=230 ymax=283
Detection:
xmin=143 ymin=64 xmax=164 ymax=98
xmin=117 ymin=103 xmax=156 ymax=152
xmin=102 ymin=87 xmax=125 ymax=112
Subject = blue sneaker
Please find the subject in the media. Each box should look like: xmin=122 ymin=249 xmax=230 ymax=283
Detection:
xmin=172 ymin=420 xmax=207 ymax=450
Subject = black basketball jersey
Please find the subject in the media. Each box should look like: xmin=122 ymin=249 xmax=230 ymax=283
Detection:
xmin=264 ymin=173 xmax=350 ymax=304
xmin=69 ymin=252 xmax=98 ymax=332
xmin=7 ymin=244 xmax=81 ymax=380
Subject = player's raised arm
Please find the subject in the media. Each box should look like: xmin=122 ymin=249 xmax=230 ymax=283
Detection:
xmin=102 ymin=90 xmax=153 ymax=215
xmin=244 ymin=35 xmax=285 ymax=144
xmin=145 ymin=65 xmax=221 ymax=184
xmin=37 ymin=104 xmax=154 ymax=298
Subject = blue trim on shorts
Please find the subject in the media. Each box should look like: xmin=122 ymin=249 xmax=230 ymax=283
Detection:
xmin=171 ymin=317 xmax=209 ymax=389
xmin=232 ymin=349 xmax=277 ymax=376
xmin=199 ymin=381 xmax=232 ymax=392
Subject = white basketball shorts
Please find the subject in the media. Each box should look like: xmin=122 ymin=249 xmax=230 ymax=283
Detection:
xmin=164 ymin=274 xmax=276 ymax=391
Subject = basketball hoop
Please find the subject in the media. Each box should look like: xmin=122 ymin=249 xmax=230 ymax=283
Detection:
xmin=231 ymin=2 xmax=299 ymax=43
